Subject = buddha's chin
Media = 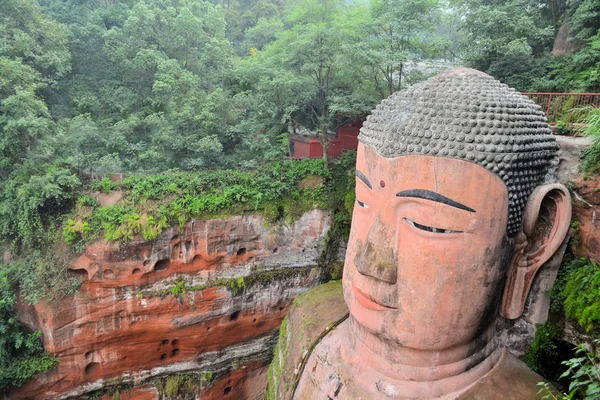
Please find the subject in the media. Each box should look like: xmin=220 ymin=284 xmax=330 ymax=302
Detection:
xmin=348 ymin=306 xmax=481 ymax=352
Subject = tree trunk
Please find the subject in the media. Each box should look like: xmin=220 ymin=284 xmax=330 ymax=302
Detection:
xmin=322 ymin=140 xmax=329 ymax=169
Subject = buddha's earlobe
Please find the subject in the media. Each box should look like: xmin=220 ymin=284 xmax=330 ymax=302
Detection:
xmin=500 ymin=184 xmax=572 ymax=320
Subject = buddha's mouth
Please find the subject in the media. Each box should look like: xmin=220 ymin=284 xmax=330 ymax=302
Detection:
xmin=352 ymin=285 xmax=397 ymax=310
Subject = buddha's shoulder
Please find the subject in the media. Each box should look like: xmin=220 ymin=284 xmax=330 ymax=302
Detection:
xmin=292 ymin=347 xmax=553 ymax=400
xmin=267 ymin=282 xmax=554 ymax=400
xmin=458 ymin=350 xmax=552 ymax=400
xmin=267 ymin=280 xmax=348 ymax=400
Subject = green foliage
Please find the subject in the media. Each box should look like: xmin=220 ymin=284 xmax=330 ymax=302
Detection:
xmin=562 ymin=259 xmax=600 ymax=333
xmin=151 ymin=266 xmax=315 ymax=299
xmin=570 ymin=0 xmax=600 ymax=41
xmin=582 ymin=107 xmax=600 ymax=173
xmin=228 ymin=277 xmax=246 ymax=295
xmin=550 ymin=257 xmax=600 ymax=334
xmin=153 ymin=373 xmax=212 ymax=399
xmin=538 ymin=340 xmax=600 ymax=400
xmin=456 ymin=0 xmax=600 ymax=92
xmin=555 ymin=121 xmax=576 ymax=136
xmin=0 ymin=164 xmax=81 ymax=249
xmin=170 ymin=279 xmax=187 ymax=298
xmin=267 ymin=315 xmax=289 ymax=400
xmin=460 ymin=0 xmax=554 ymax=74
xmin=0 ymin=0 xmax=70 ymax=178
xmin=65 ymin=156 xmax=350 ymax=244
xmin=91 ymin=178 xmax=118 ymax=194
xmin=560 ymin=340 xmax=600 ymax=399
xmin=7 ymin=251 xmax=81 ymax=305
xmin=0 ymin=269 xmax=59 ymax=388
xmin=164 ymin=375 xmax=197 ymax=398
xmin=365 ymin=0 xmax=447 ymax=96
xmin=524 ymin=321 xmax=564 ymax=377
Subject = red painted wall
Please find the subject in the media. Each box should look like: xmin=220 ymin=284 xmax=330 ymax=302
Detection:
xmin=291 ymin=120 xmax=363 ymax=159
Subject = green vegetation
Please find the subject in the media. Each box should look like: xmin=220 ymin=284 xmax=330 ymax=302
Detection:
xmin=0 ymin=272 xmax=58 ymax=389
xmin=63 ymin=157 xmax=342 ymax=245
xmin=528 ymin=256 xmax=600 ymax=399
xmin=458 ymin=0 xmax=600 ymax=93
xmin=164 ymin=375 xmax=197 ymax=398
xmin=148 ymin=266 xmax=316 ymax=299
xmin=582 ymin=107 xmax=600 ymax=173
xmin=524 ymin=321 xmax=565 ymax=378
xmin=562 ymin=259 xmax=600 ymax=333
xmin=550 ymin=257 xmax=600 ymax=334
xmin=538 ymin=340 xmax=600 ymax=400
xmin=267 ymin=315 xmax=289 ymax=400
xmin=151 ymin=372 xmax=215 ymax=399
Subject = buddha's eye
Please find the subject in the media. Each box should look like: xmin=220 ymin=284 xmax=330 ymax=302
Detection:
xmin=404 ymin=218 xmax=461 ymax=234
xmin=357 ymin=199 xmax=370 ymax=208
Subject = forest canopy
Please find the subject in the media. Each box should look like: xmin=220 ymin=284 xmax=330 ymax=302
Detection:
xmin=1 ymin=0 xmax=599 ymax=180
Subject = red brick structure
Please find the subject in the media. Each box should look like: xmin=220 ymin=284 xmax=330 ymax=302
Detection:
xmin=291 ymin=120 xmax=362 ymax=159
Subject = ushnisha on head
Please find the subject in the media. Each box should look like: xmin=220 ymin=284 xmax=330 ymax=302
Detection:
xmin=342 ymin=68 xmax=571 ymax=371
xmin=359 ymin=68 xmax=558 ymax=237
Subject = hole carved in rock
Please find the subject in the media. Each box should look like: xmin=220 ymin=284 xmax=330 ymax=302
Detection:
xmin=154 ymin=259 xmax=170 ymax=272
xmin=103 ymin=269 xmax=115 ymax=279
xmin=84 ymin=362 xmax=100 ymax=376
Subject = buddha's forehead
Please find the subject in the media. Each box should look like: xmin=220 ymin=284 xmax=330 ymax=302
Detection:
xmin=357 ymin=143 xmax=508 ymax=210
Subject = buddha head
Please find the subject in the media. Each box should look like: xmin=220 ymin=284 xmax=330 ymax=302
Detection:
xmin=342 ymin=68 xmax=571 ymax=355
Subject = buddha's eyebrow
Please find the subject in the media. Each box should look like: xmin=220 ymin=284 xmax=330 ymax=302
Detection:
xmin=355 ymin=170 xmax=372 ymax=189
xmin=396 ymin=189 xmax=476 ymax=213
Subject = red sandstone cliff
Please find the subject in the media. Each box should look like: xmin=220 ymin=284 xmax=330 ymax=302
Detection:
xmin=13 ymin=210 xmax=332 ymax=399
xmin=570 ymin=177 xmax=600 ymax=262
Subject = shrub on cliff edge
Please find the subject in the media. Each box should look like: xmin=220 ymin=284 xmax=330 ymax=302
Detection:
xmin=0 ymin=270 xmax=58 ymax=390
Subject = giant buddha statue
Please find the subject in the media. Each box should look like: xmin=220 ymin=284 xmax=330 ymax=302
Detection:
xmin=268 ymin=68 xmax=572 ymax=399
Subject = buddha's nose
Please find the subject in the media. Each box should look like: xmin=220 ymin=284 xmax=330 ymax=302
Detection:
xmin=354 ymin=219 xmax=397 ymax=284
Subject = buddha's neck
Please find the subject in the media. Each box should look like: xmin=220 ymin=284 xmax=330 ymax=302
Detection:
xmin=342 ymin=316 xmax=500 ymax=387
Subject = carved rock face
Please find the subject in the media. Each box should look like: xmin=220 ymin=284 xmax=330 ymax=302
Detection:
xmin=12 ymin=212 xmax=332 ymax=400
xmin=343 ymin=143 xmax=512 ymax=350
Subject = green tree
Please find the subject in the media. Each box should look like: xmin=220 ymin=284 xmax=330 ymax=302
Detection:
xmin=0 ymin=0 xmax=70 ymax=178
xmin=460 ymin=0 xmax=555 ymax=72
xmin=569 ymin=0 xmax=600 ymax=40
xmin=367 ymin=0 xmax=442 ymax=96
xmin=0 ymin=0 xmax=70 ymax=83
xmin=246 ymin=0 xmax=375 ymax=168
xmin=0 ymin=269 xmax=59 ymax=389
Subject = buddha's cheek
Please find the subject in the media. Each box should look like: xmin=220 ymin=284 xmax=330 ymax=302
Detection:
xmin=388 ymin=241 xmax=506 ymax=349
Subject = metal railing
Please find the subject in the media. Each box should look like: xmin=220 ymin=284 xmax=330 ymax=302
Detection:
xmin=521 ymin=92 xmax=600 ymax=123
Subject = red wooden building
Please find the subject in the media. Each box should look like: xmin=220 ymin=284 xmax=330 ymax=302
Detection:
xmin=291 ymin=120 xmax=363 ymax=159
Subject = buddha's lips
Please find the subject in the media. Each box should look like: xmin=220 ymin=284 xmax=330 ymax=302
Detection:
xmin=352 ymin=285 xmax=396 ymax=311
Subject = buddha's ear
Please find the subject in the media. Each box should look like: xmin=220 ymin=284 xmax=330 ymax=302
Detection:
xmin=500 ymin=184 xmax=572 ymax=320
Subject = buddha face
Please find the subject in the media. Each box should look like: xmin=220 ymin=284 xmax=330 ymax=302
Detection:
xmin=343 ymin=143 xmax=513 ymax=350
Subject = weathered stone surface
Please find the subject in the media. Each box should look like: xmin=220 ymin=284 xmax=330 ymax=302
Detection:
xmin=571 ymin=175 xmax=600 ymax=262
xmin=555 ymin=136 xmax=590 ymax=184
xmin=552 ymin=23 xmax=582 ymax=55
xmin=13 ymin=210 xmax=332 ymax=399
xmin=268 ymin=280 xmax=347 ymax=400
